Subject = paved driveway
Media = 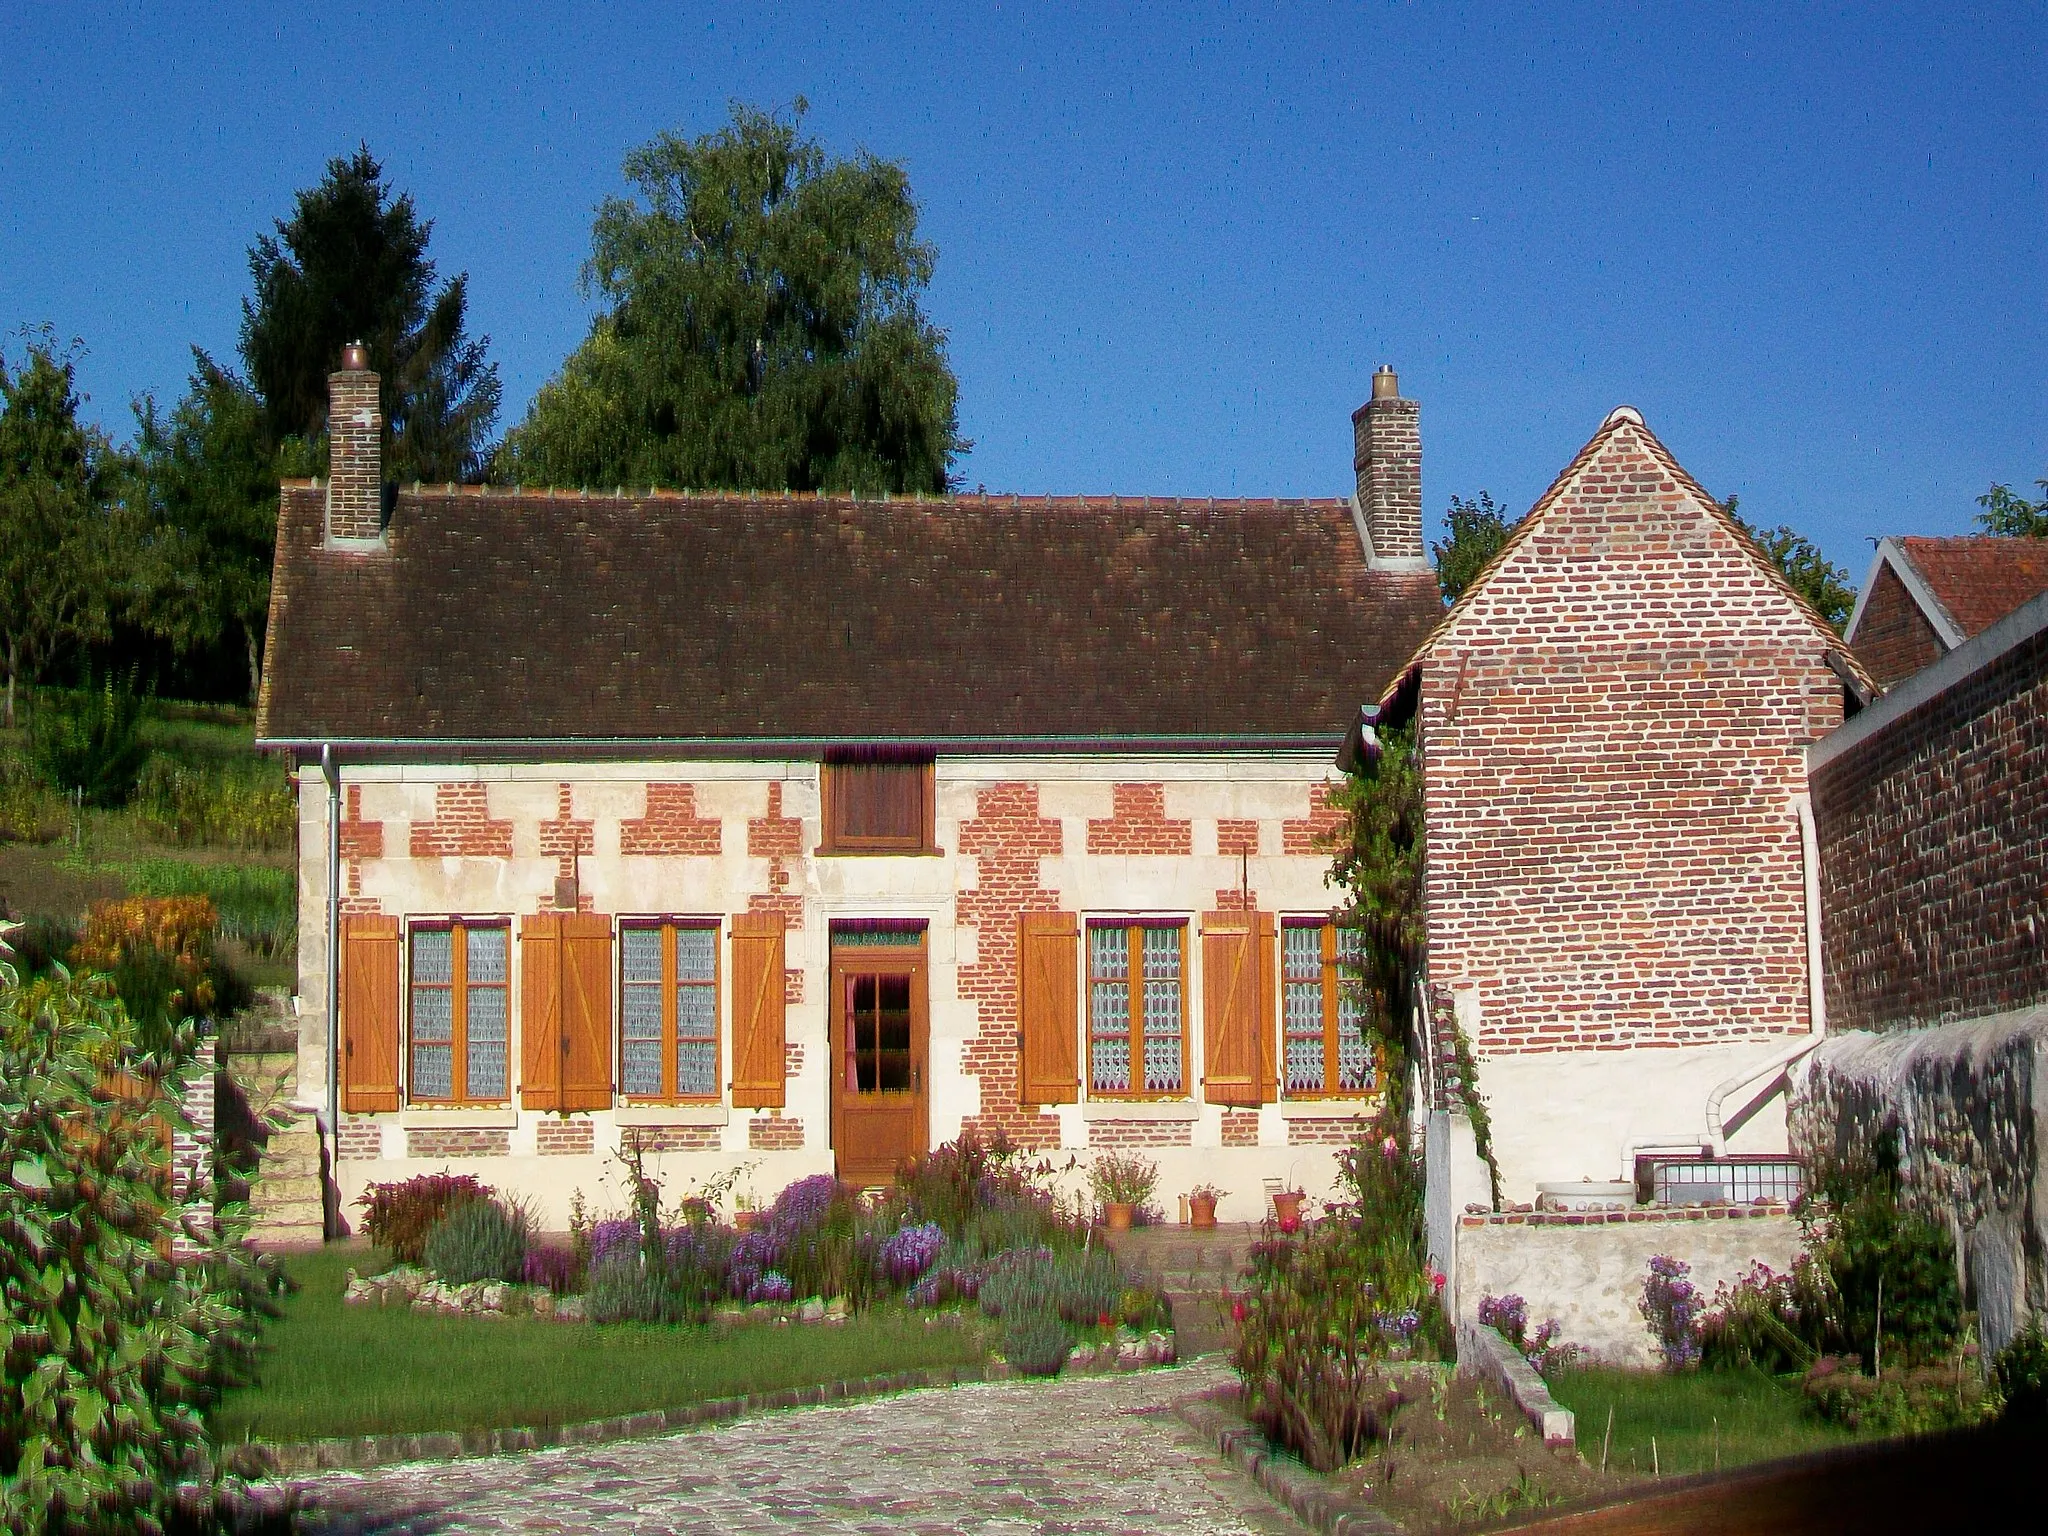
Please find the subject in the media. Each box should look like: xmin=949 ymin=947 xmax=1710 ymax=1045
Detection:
xmin=295 ymin=1358 xmax=1301 ymax=1535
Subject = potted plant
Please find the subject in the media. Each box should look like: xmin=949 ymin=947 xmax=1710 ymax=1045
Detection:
xmin=1187 ymin=1182 xmax=1226 ymax=1230
xmin=1272 ymin=1187 xmax=1307 ymax=1233
xmin=733 ymin=1191 xmax=762 ymax=1233
xmin=1090 ymin=1151 xmax=1158 ymax=1232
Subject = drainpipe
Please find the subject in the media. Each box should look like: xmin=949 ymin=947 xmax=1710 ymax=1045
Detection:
xmin=322 ymin=744 xmax=340 ymax=1239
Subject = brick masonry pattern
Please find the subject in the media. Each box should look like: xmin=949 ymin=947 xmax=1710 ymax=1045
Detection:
xmin=621 ymin=783 xmax=723 ymax=856
xmin=1814 ymin=621 xmax=2048 ymax=1031
xmin=337 ymin=1119 xmax=383 ymax=1162
xmin=1460 ymin=1201 xmax=1792 ymax=1228
xmin=324 ymin=368 xmax=381 ymax=541
xmin=746 ymin=781 xmax=806 ymax=928
xmin=748 ymin=1112 xmax=804 ymax=1151
xmin=1086 ymin=1120 xmax=1195 ymax=1148
xmin=535 ymin=1117 xmax=595 ymax=1156
xmin=1286 ymin=1115 xmax=1372 ymax=1146
xmin=1851 ymin=561 xmax=1949 ymax=692
xmin=407 ymin=1128 xmax=512 ymax=1159
xmin=1085 ymin=783 xmax=1192 ymax=855
xmin=1422 ymin=423 xmax=1842 ymax=1054
xmin=1220 ymin=1109 xmax=1258 ymax=1148
xmin=628 ymin=1124 xmax=722 ymax=1154
xmin=410 ymin=782 xmax=514 ymax=860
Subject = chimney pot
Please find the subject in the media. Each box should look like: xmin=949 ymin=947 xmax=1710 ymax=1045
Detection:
xmin=341 ymin=339 xmax=369 ymax=372
xmin=1371 ymin=365 xmax=1399 ymax=401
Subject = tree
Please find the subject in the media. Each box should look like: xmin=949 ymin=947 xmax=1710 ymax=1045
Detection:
xmin=1430 ymin=491 xmax=1517 ymax=605
xmin=0 ymin=339 xmax=117 ymax=728
xmin=241 ymin=145 xmax=500 ymax=482
xmin=131 ymin=354 xmax=278 ymax=703
xmin=1975 ymin=479 xmax=2048 ymax=538
xmin=1722 ymin=496 xmax=1856 ymax=634
xmin=499 ymin=101 xmax=965 ymax=494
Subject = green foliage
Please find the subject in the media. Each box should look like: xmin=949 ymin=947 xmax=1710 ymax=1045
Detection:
xmin=241 ymin=146 xmax=500 ymax=482
xmin=1722 ymin=496 xmax=1856 ymax=633
xmin=132 ymin=752 xmax=296 ymax=853
xmin=1974 ymin=478 xmax=2048 ymax=538
xmin=0 ymin=941 xmax=282 ymax=1533
xmin=0 ymin=915 xmax=74 ymax=978
xmin=889 ymin=1129 xmax=1076 ymax=1245
xmin=1994 ymin=1321 xmax=2048 ymax=1418
xmin=1431 ymin=491 xmax=1518 ymax=605
xmin=1815 ymin=1175 xmax=1960 ymax=1370
xmin=1800 ymin=1356 xmax=1991 ymax=1434
xmin=978 ymin=1248 xmax=1125 ymax=1326
xmin=355 ymin=1172 xmax=495 ymax=1264
xmin=1087 ymin=1150 xmax=1157 ymax=1208
xmin=1001 ymin=1312 xmax=1074 ymax=1377
xmin=499 ymin=101 xmax=964 ymax=495
xmin=0 ymin=750 xmax=65 ymax=844
xmin=1327 ymin=727 xmax=1422 ymax=1083
xmin=26 ymin=679 xmax=149 ymax=807
xmin=587 ymin=1255 xmax=693 ymax=1325
xmin=119 ymin=859 xmax=296 ymax=960
xmin=422 ymin=1197 xmax=530 ymax=1286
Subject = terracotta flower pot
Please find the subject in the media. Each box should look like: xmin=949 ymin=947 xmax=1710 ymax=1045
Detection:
xmin=1105 ymin=1200 xmax=1136 ymax=1232
xmin=1272 ymin=1191 xmax=1305 ymax=1233
xmin=735 ymin=1210 xmax=761 ymax=1233
xmin=1188 ymin=1193 xmax=1219 ymax=1230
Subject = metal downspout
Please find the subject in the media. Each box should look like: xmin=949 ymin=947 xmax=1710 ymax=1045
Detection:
xmin=323 ymin=744 xmax=340 ymax=1241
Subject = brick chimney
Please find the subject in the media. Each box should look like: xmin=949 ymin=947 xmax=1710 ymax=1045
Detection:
xmin=325 ymin=341 xmax=383 ymax=544
xmin=1351 ymin=366 xmax=1426 ymax=572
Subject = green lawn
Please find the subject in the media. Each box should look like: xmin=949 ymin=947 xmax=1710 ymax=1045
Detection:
xmin=211 ymin=1245 xmax=995 ymax=1445
xmin=1548 ymin=1364 xmax=1865 ymax=1478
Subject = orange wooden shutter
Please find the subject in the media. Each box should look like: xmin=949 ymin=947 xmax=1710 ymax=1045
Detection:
xmin=341 ymin=915 xmax=401 ymax=1112
xmin=561 ymin=913 xmax=615 ymax=1111
xmin=520 ymin=914 xmax=565 ymax=1109
xmin=729 ymin=912 xmax=787 ymax=1108
xmin=1017 ymin=912 xmax=1079 ymax=1105
xmin=1256 ymin=912 xmax=1278 ymax=1102
xmin=1202 ymin=911 xmax=1268 ymax=1105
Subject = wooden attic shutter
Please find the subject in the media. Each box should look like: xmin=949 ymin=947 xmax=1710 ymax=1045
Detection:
xmin=1017 ymin=912 xmax=1079 ymax=1105
xmin=730 ymin=912 xmax=787 ymax=1108
xmin=1202 ymin=910 xmax=1275 ymax=1106
xmin=340 ymin=915 xmax=401 ymax=1112
xmin=521 ymin=913 xmax=615 ymax=1112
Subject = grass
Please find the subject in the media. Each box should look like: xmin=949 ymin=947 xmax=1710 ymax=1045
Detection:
xmin=210 ymin=1245 xmax=996 ymax=1445
xmin=1548 ymin=1364 xmax=1866 ymax=1479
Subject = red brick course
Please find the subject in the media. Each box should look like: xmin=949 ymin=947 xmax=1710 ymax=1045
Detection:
xmin=1085 ymin=1121 xmax=1194 ymax=1148
xmin=1850 ymin=562 xmax=1949 ymax=692
xmin=406 ymin=1128 xmax=512 ymax=1159
xmin=1217 ymin=819 xmax=1261 ymax=857
xmin=955 ymin=782 xmax=1067 ymax=1148
xmin=630 ymin=1124 xmax=722 ymax=1154
xmin=1221 ymin=1109 xmax=1259 ymax=1147
xmin=1287 ymin=1114 xmax=1372 ymax=1146
xmin=1086 ymin=784 xmax=1192 ymax=855
xmin=535 ymin=1117 xmax=595 ymax=1156
xmin=748 ymin=1112 xmax=805 ymax=1151
xmin=1281 ymin=786 xmax=1345 ymax=856
xmin=1460 ymin=1201 xmax=1791 ymax=1228
xmin=747 ymin=781 xmax=806 ymax=928
xmin=337 ymin=1118 xmax=383 ymax=1162
xmin=341 ymin=783 xmax=383 ymax=899
xmin=622 ymin=783 xmax=723 ymax=856
xmin=538 ymin=782 xmax=594 ymax=909
xmin=410 ymin=782 xmax=513 ymax=859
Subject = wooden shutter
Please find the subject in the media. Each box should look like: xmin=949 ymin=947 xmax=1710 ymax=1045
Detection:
xmin=520 ymin=914 xmax=565 ymax=1110
xmin=1017 ymin=912 xmax=1079 ymax=1105
xmin=730 ymin=912 xmax=787 ymax=1108
xmin=1202 ymin=910 xmax=1272 ymax=1106
xmin=560 ymin=914 xmax=615 ymax=1110
xmin=1256 ymin=912 xmax=1278 ymax=1102
xmin=341 ymin=915 xmax=401 ymax=1112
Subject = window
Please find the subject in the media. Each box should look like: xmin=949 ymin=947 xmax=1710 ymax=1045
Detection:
xmin=1089 ymin=922 xmax=1186 ymax=1096
xmin=1281 ymin=921 xmax=1374 ymax=1097
xmin=620 ymin=921 xmax=721 ymax=1101
xmin=409 ymin=920 xmax=509 ymax=1103
xmin=821 ymin=754 xmax=935 ymax=853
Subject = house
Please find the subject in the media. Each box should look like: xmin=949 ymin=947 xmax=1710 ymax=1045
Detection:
xmin=1357 ymin=405 xmax=1873 ymax=1211
xmin=1844 ymin=535 xmax=2048 ymax=691
xmin=256 ymin=350 xmax=1443 ymax=1230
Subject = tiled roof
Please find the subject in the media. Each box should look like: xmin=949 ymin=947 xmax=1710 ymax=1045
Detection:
xmin=1896 ymin=536 xmax=2048 ymax=642
xmin=256 ymin=486 xmax=1443 ymax=747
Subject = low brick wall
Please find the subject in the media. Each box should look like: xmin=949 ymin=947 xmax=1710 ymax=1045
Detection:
xmin=1454 ymin=1208 xmax=1803 ymax=1366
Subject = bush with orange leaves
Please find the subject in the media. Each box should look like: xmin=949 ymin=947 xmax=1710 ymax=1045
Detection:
xmin=73 ymin=895 xmax=220 ymax=1047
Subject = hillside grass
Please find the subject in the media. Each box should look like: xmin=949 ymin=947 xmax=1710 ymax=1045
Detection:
xmin=1548 ymin=1364 xmax=1863 ymax=1478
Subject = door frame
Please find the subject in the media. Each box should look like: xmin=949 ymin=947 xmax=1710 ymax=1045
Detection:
xmin=828 ymin=930 xmax=930 ymax=1184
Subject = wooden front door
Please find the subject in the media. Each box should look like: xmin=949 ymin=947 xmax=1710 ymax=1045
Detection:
xmin=830 ymin=938 xmax=928 ymax=1185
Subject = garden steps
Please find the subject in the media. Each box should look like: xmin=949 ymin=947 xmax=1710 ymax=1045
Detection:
xmin=221 ymin=1005 xmax=329 ymax=1248
xmin=1101 ymin=1224 xmax=1260 ymax=1357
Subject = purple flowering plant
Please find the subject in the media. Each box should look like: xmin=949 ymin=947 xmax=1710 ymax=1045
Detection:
xmin=1641 ymin=1254 xmax=1705 ymax=1370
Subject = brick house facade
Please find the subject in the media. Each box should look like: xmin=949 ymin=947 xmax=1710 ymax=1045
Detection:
xmin=1365 ymin=407 xmax=1870 ymax=1202
xmin=258 ymin=354 xmax=1442 ymax=1229
xmin=1844 ymin=535 xmax=2048 ymax=691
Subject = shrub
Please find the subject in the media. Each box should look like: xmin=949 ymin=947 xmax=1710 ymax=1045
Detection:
xmin=1700 ymin=1259 xmax=1826 ymax=1374
xmin=1814 ymin=1177 xmax=1960 ymax=1370
xmin=522 ymin=1242 xmax=579 ymax=1295
xmin=423 ymin=1196 xmax=530 ymax=1284
xmin=881 ymin=1222 xmax=946 ymax=1288
xmin=1801 ymin=1355 xmax=1992 ymax=1434
xmin=0 ymin=753 xmax=65 ymax=844
xmin=131 ymin=754 xmax=295 ymax=852
xmin=979 ymin=1246 xmax=1127 ymax=1326
xmin=71 ymin=894 xmax=231 ymax=1054
xmin=892 ymin=1130 xmax=1077 ymax=1247
xmin=0 ymin=912 xmax=76 ymax=977
xmin=1004 ymin=1311 xmax=1075 ymax=1376
xmin=1996 ymin=1322 xmax=2048 ymax=1419
xmin=27 ymin=678 xmax=149 ymax=807
xmin=1640 ymin=1255 xmax=1705 ymax=1370
xmin=356 ymin=1172 xmax=495 ymax=1263
xmin=122 ymin=859 xmax=297 ymax=961
xmin=1088 ymin=1150 xmax=1157 ymax=1209
xmin=0 ymin=929 xmax=284 ymax=1533
xmin=588 ymin=1254 xmax=685 ymax=1324
xmin=1478 ymin=1293 xmax=1579 ymax=1376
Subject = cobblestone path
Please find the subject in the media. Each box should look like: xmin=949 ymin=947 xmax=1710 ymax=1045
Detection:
xmin=295 ymin=1358 xmax=1301 ymax=1535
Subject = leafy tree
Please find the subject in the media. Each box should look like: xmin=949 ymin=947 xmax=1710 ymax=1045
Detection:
xmin=132 ymin=354 xmax=278 ymax=702
xmin=0 ymin=339 xmax=118 ymax=729
xmin=1975 ymin=478 xmax=2048 ymax=538
xmin=1722 ymin=495 xmax=1856 ymax=634
xmin=1429 ymin=491 xmax=1517 ymax=605
xmin=499 ymin=101 xmax=965 ymax=494
xmin=241 ymin=145 xmax=500 ymax=482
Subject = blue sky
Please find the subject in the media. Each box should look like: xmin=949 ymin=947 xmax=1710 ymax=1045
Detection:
xmin=4 ymin=3 xmax=2042 ymax=578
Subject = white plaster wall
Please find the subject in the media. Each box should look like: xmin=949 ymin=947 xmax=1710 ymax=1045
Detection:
xmin=1478 ymin=1039 xmax=1803 ymax=1203
xmin=1457 ymin=1217 xmax=1807 ymax=1365
xmin=298 ymin=753 xmax=1376 ymax=1230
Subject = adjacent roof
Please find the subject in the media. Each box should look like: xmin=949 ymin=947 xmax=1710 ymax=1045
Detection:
xmin=256 ymin=485 xmax=1443 ymax=750
xmin=1844 ymin=535 xmax=2048 ymax=652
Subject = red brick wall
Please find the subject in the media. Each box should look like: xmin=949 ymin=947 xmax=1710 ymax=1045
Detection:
xmin=410 ymin=782 xmax=513 ymax=858
xmin=631 ymin=1124 xmax=722 ymax=1154
xmin=337 ymin=1118 xmax=383 ymax=1162
xmin=1850 ymin=562 xmax=1949 ymax=692
xmin=622 ymin=783 xmax=723 ymax=855
xmin=748 ymin=1112 xmax=804 ymax=1150
xmin=746 ymin=780 xmax=806 ymax=928
xmin=1221 ymin=1108 xmax=1259 ymax=1147
xmin=1281 ymin=786 xmax=1345 ymax=855
xmin=1086 ymin=783 xmax=1192 ymax=855
xmin=538 ymin=782 xmax=594 ymax=909
xmin=1421 ymin=423 xmax=1841 ymax=1054
xmin=1086 ymin=1120 xmax=1194 ymax=1148
xmin=535 ymin=1117 xmax=595 ymax=1156
xmin=1814 ymin=617 xmax=2048 ymax=1031
xmin=955 ymin=782 xmax=1066 ymax=1146
xmin=1288 ymin=1116 xmax=1371 ymax=1146
xmin=407 ymin=1127 xmax=511 ymax=1159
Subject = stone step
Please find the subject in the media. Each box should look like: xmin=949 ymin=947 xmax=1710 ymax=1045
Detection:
xmin=252 ymin=1175 xmax=326 ymax=1203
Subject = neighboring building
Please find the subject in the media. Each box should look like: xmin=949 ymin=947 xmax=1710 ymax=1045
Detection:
xmin=1844 ymin=535 xmax=2048 ymax=692
xmin=257 ymin=353 xmax=1443 ymax=1229
xmin=1362 ymin=406 xmax=1872 ymax=1205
